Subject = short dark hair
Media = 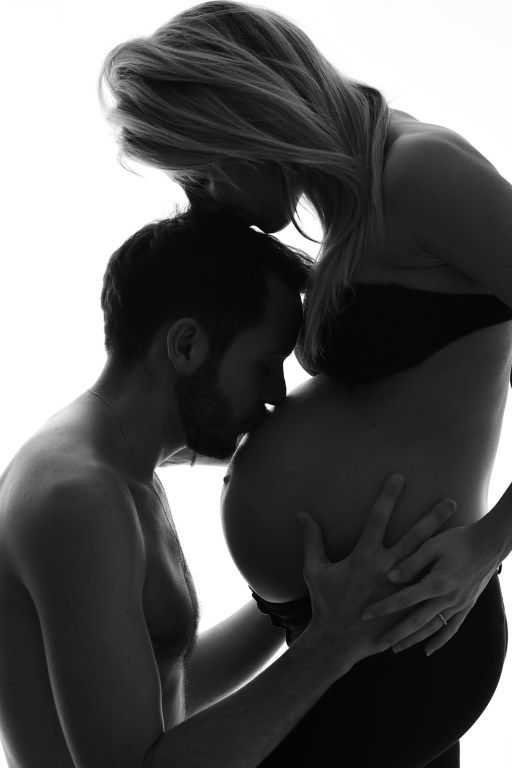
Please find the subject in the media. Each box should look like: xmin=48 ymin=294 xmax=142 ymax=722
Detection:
xmin=101 ymin=208 xmax=313 ymax=365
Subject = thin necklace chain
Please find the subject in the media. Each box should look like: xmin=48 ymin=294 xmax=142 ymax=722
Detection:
xmin=88 ymin=389 xmax=145 ymax=476
xmin=87 ymin=388 xmax=173 ymax=527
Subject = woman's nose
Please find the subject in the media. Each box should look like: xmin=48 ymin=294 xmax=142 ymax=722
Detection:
xmin=185 ymin=186 xmax=223 ymax=211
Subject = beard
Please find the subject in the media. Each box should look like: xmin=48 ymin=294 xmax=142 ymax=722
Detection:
xmin=173 ymin=355 xmax=240 ymax=461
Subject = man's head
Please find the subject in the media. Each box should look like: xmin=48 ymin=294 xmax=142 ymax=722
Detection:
xmin=101 ymin=209 xmax=313 ymax=459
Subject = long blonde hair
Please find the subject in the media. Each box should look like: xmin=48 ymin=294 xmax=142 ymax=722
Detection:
xmin=99 ymin=0 xmax=390 ymax=369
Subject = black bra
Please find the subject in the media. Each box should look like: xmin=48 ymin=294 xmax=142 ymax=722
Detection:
xmin=296 ymin=283 xmax=512 ymax=385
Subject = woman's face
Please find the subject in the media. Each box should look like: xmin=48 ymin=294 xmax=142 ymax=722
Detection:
xmin=199 ymin=161 xmax=299 ymax=233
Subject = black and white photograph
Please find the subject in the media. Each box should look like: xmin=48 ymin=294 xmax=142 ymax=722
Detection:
xmin=1 ymin=1 xmax=511 ymax=766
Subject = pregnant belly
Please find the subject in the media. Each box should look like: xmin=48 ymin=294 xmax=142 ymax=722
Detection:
xmin=221 ymin=372 xmax=504 ymax=603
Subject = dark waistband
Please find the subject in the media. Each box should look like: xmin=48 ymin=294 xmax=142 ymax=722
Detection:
xmin=249 ymin=563 xmax=503 ymax=642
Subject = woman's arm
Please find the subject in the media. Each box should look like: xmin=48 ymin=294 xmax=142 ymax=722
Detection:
xmin=388 ymin=129 xmax=512 ymax=306
xmin=361 ymin=492 xmax=508 ymax=656
xmin=359 ymin=132 xmax=512 ymax=655
xmin=473 ymin=483 xmax=512 ymax=564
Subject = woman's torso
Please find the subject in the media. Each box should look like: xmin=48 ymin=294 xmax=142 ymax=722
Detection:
xmin=221 ymin=111 xmax=512 ymax=606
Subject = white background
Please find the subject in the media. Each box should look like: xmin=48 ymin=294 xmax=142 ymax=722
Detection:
xmin=1 ymin=1 xmax=511 ymax=765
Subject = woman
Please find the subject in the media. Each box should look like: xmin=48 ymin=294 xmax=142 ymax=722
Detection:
xmin=99 ymin=2 xmax=511 ymax=764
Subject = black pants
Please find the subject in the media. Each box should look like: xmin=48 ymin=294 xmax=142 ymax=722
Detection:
xmin=259 ymin=570 xmax=508 ymax=767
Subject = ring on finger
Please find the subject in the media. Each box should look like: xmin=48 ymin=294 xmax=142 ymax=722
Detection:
xmin=437 ymin=611 xmax=448 ymax=627
xmin=389 ymin=612 xmax=450 ymax=652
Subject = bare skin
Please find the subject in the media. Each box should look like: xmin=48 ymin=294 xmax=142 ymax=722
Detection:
xmin=220 ymin=111 xmax=512 ymax=647
xmin=0 ymin=334 xmax=452 ymax=765
xmin=0 ymin=109 xmax=509 ymax=766
xmin=0 ymin=275 xmax=300 ymax=767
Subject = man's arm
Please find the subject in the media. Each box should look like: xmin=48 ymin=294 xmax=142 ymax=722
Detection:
xmin=12 ymin=471 xmax=165 ymax=768
xmin=185 ymin=600 xmax=286 ymax=717
xmin=146 ymin=625 xmax=343 ymax=768
xmin=12 ymin=466 xmax=441 ymax=768
xmin=11 ymin=469 xmax=351 ymax=768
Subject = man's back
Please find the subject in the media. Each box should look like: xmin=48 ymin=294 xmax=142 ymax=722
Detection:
xmin=0 ymin=399 xmax=199 ymax=768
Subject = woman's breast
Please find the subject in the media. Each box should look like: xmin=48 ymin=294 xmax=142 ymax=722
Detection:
xmin=221 ymin=322 xmax=512 ymax=603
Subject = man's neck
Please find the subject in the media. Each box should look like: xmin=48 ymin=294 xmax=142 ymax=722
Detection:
xmin=89 ymin=361 xmax=186 ymax=480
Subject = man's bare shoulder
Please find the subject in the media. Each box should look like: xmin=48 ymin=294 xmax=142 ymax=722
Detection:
xmin=1 ymin=430 xmax=143 ymax=582
xmin=2 ymin=427 xmax=124 ymax=503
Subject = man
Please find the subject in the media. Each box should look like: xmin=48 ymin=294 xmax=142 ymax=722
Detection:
xmin=0 ymin=209 xmax=447 ymax=768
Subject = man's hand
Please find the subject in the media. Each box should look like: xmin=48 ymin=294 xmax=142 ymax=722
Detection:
xmin=297 ymin=474 xmax=457 ymax=666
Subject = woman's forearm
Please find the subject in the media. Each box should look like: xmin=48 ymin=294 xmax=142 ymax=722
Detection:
xmin=474 ymin=482 xmax=512 ymax=564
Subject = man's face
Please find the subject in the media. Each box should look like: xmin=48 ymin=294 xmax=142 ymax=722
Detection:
xmin=174 ymin=276 xmax=303 ymax=460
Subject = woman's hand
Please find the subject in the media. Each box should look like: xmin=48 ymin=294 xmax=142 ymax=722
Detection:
xmin=361 ymin=519 xmax=503 ymax=656
xmin=297 ymin=473 xmax=457 ymax=665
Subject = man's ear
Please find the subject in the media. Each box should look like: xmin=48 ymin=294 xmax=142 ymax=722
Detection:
xmin=166 ymin=318 xmax=210 ymax=374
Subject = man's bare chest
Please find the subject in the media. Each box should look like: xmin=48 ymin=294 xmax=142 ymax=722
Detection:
xmin=132 ymin=481 xmax=200 ymax=661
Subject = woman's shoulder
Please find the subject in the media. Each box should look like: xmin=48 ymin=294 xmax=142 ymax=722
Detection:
xmin=382 ymin=115 xmax=494 ymax=240
xmin=383 ymin=117 xmax=493 ymax=206
xmin=381 ymin=116 xmax=511 ymax=298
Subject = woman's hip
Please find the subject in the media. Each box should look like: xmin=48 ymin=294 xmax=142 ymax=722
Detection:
xmin=260 ymin=571 xmax=507 ymax=768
